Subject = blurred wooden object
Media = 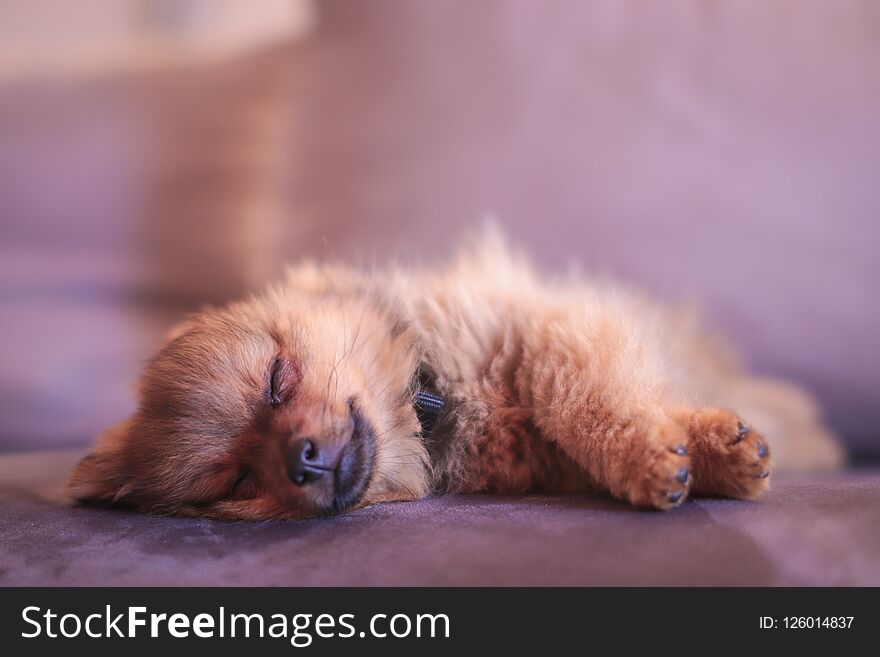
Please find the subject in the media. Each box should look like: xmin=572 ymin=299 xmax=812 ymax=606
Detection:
xmin=0 ymin=1 xmax=312 ymax=448
xmin=0 ymin=0 xmax=314 ymax=80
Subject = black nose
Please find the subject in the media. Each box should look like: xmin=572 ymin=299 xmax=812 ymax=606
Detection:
xmin=287 ymin=438 xmax=330 ymax=485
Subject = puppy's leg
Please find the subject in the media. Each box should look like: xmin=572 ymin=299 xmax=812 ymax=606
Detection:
xmin=674 ymin=408 xmax=771 ymax=499
xmin=518 ymin=312 xmax=692 ymax=509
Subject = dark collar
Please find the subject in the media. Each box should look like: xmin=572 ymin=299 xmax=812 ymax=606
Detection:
xmin=414 ymin=387 xmax=445 ymax=436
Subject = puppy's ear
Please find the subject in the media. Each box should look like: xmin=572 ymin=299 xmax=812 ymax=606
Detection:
xmin=162 ymin=307 xmax=215 ymax=345
xmin=67 ymin=420 xmax=134 ymax=504
xmin=163 ymin=316 xmax=197 ymax=345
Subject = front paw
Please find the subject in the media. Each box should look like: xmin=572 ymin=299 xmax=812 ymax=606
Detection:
xmin=687 ymin=409 xmax=771 ymax=499
xmin=615 ymin=419 xmax=692 ymax=511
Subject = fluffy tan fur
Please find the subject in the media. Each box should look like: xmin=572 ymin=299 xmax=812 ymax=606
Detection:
xmin=68 ymin=231 xmax=844 ymax=518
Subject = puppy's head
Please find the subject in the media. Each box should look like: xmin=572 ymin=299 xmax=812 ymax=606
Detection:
xmin=68 ymin=269 xmax=430 ymax=519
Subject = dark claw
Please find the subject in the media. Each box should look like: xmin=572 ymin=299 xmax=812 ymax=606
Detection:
xmin=667 ymin=491 xmax=684 ymax=504
xmin=735 ymin=421 xmax=749 ymax=443
xmin=757 ymin=442 xmax=768 ymax=458
xmin=758 ymin=471 xmax=770 ymax=479
xmin=675 ymin=467 xmax=689 ymax=483
xmin=673 ymin=444 xmax=688 ymax=456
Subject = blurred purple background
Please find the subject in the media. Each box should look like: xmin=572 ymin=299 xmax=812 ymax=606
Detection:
xmin=1 ymin=0 xmax=878 ymax=457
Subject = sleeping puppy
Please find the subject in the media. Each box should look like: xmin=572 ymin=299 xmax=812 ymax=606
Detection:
xmin=68 ymin=233 xmax=844 ymax=519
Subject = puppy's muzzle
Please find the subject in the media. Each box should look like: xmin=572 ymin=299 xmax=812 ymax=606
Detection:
xmin=280 ymin=403 xmax=375 ymax=513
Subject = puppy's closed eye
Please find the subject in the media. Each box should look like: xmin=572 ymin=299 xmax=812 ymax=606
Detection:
xmin=268 ymin=356 xmax=299 ymax=408
xmin=228 ymin=471 xmax=257 ymax=500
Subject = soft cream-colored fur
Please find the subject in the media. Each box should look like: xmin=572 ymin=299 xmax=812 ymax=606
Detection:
xmin=68 ymin=231 xmax=844 ymax=518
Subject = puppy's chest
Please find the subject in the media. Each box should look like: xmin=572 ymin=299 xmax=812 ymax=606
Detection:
xmin=428 ymin=403 xmax=588 ymax=495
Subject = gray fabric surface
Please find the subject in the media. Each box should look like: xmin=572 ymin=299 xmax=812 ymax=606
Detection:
xmin=1 ymin=450 xmax=878 ymax=586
